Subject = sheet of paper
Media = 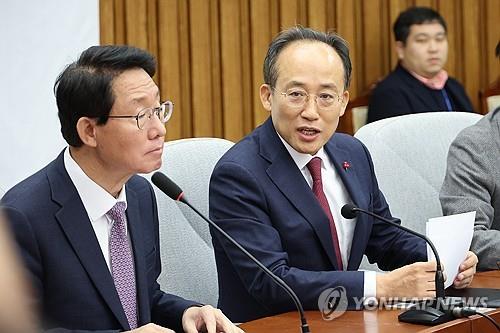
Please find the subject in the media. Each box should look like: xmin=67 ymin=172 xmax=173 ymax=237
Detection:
xmin=426 ymin=211 xmax=475 ymax=288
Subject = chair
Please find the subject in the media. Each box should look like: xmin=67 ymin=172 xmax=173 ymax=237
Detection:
xmin=337 ymin=81 xmax=379 ymax=135
xmin=337 ymin=94 xmax=371 ymax=135
xmin=149 ymin=137 xmax=234 ymax=306
xmin=479 ymin=80 xmax=500 ymax=114
xmin=354 ymin=112 xmax=482 ymax=269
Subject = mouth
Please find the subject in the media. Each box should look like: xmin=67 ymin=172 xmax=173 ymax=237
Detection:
xmin=297 ymin=127 xmax=321 ymax=142
xmin=147 ymin=146 xmax=164 ymax=154
xmin=298 ymin=126 xmax=321 ymax=136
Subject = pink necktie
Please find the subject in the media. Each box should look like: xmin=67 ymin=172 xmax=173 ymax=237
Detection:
xmin=107 ymin=202 xmax=138 ymax=329
xmin=307 ymin=157 xmax=344 ymax=270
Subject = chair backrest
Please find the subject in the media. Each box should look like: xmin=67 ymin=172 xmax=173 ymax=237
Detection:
xmin=480 ymin=80 xmax=500 ymax=114
xmin=150 ymin=137 xmax=234 ymax=306
xmin=354 ymin=112 xmax=482 ymax=271
xmin=337 ymin=80 xmax=379 ymax=135
xmin=354 ymin=112 xmax=482 ymax=235
xmin=352 ymin=106 xmax=369 ymax=133
xmin=338 ymin=93 xmax=371 ymax=135
xmin=487 ymin=95 xmax=500 ymax=114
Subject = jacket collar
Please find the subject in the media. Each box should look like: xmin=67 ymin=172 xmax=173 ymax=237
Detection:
xmin=47 ymin=151 xmax=149 ymax=329
xmin=257 ymin=118 xmax=366 ymax=269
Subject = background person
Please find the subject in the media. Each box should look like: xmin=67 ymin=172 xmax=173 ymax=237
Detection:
xmin=367 ymin=6 xmax=473 ymax=123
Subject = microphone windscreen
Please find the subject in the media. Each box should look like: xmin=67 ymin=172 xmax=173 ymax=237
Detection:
xmin=151 ymin=172 xmax=184 ymax=201
xmin=341 ymin=204 xmax=358 ymax=219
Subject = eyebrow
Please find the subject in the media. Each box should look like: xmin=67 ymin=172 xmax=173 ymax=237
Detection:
xmin=131 ymin=88 xmax=161 ymax=104
xmin=414 ymin=32 xmax=447 ymax=38
xmin=285 ymin=81 xmax=340 ymax=91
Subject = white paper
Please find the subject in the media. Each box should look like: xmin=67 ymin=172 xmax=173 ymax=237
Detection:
xmin=426 ymin=211 xmax=475 ymax=288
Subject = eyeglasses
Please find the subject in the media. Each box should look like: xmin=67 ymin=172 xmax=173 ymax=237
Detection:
xmin=274 ymin=88 xmax=343 ymax=110
xmin=106 ymin=101 xmax=174 ymax=129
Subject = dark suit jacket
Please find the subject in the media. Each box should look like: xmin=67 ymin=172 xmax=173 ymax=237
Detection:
xmin=367 ymin=64 xmax=474 ymax=123
xmin=208 ymin=118 xmax=426 ymax=322
xmin=0 ymin=151 xmax=196 ymax=332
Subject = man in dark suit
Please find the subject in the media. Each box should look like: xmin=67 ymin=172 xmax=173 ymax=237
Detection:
xmin=367 ymin=7 xmax=473 ymax=123
xmin=209 ymin=26 xmax=478 ymax=323
xmin=1 ymin=45 xmax=242 ymax=333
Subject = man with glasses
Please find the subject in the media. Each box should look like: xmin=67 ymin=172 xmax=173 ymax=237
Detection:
xmin=208 ymin=26 xmax=477 ymax=323
xmin=1 ymin=45 xmax=242 ymax=333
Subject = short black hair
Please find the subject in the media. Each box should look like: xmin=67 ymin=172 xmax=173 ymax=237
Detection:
xmin=496 ymin=40 xmax=500 ymax=58
xmin=263 ymin=26 xmax=352 ymax=90
xmin=54 ymin=45 xmax=156 ymax=147
xmin=393 ymin=7 xmax=447 ymax=44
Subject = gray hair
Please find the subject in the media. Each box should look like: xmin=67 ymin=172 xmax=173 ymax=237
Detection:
xmin=263 ymin=26 xmax=352 ymax=90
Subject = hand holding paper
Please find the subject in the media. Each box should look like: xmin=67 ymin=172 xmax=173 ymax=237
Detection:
xmin=426 ymin=211 xmax=476 ymax=288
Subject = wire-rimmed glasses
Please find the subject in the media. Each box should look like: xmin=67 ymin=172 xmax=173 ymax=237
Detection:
xmin=275 ymin=88 xmax=343 ymax=110
xmin=107 ymin=101 xmax=174 ymax=129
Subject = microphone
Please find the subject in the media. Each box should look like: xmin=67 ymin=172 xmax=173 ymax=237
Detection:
xmin=451 ymin=307 xmax=500 ymax=330
xmin=341 ymin=204 xmax=452 ymax=325
xmin=151 ymin=172 xmax=311 ymax=333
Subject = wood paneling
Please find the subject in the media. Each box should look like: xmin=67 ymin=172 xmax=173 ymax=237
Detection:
xmin=484 ymin=0 xmax=500 ymax=88
xmin=220 ymin=0 xmax=244 ymax=140
xmin=100 ymin=0 xmax=499 ymax=138
xmin=462 ymin=0 xmax=482 ymax=115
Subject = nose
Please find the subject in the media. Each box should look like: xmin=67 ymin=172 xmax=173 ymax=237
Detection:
xmin=428 ymin=39 xmax=438 ymax=52
xmin=300 ymin=95 xmax=320 ymax=120
xmin=148 ymin=114 xmax=167 ymax=139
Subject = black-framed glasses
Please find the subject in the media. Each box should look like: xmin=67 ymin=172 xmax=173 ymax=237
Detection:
xmin=107 ymin=101 xmax=174 ymax=129
xmin=273 ymin=87 xmax=343 ymax=110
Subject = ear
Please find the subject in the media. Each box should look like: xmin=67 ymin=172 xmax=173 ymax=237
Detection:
xmin=76 ymin=117 xmax=98 ymax=147
xmin=395 ymin=41 xmax=405 ymax=60
xmin=338 ymin=90 xmax=350 ymax=117
xmin=259 ymin=84 xmax=272 ymax=112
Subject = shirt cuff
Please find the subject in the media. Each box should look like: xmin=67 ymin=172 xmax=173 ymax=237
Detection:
xmin=363 ymin=271 xmax=378 ymax=307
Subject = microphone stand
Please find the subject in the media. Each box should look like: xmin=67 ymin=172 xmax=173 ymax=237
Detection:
xmin=152 ymin=172 xmax=311 ymax=333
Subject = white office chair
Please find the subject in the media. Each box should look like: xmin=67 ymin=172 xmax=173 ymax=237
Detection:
xmin=150 ymin=137 xmax=234 ymax=306
xmin=354 ymin=112 xmax=482 ymax=269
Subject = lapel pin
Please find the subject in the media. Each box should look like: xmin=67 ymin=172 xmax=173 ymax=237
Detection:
xmin=342 ymin=161 xmax=351 ymax=171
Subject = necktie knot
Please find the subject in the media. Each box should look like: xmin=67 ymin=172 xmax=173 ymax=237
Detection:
xmin=307 ymin=157 xmax=322 ymax=182
xmin=107 ymin=202 xmax=127 ymax=224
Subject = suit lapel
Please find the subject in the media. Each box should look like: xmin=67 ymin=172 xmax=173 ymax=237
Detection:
xmin=324 ymin=140 xmax=363 ymax=208
xmin=126 ymin=187 xmax=151 ymax=326
xmin=49 ymin=152 xmax=130 ymax=330
xmin=259 ymin=119 xmax=339 ymax=269
xmin=324 ymin=140 xmax=368 ymax=269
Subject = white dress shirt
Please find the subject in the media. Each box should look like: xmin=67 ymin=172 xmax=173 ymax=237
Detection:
xmin=278 ymin=135 xmax=377 ymax=299
xmin=64 ymin=147 xmax=129 ymax=271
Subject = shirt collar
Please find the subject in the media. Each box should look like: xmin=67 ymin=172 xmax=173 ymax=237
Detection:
xmin=277 ymin=132 xmax=329 ymax=170
xmin=405 ymin=66 xmax=449 ymax=90
xmin=63 ymin=147 xmax=127 ymax=222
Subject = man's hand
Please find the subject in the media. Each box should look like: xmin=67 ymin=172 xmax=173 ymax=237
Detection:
xmin=182 ymin=305 xmax=245 ymax=333
xmin=376 ymin=261 xmax=438 ymax=299
xmin=126 ymin=323 xmax=175 ymax=332
xmin=453 ymin=251 xmax=477 ymax=289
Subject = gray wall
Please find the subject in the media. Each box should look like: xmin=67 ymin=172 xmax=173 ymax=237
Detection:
xmin=0 ymin=0 xmax=99 ymax=192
